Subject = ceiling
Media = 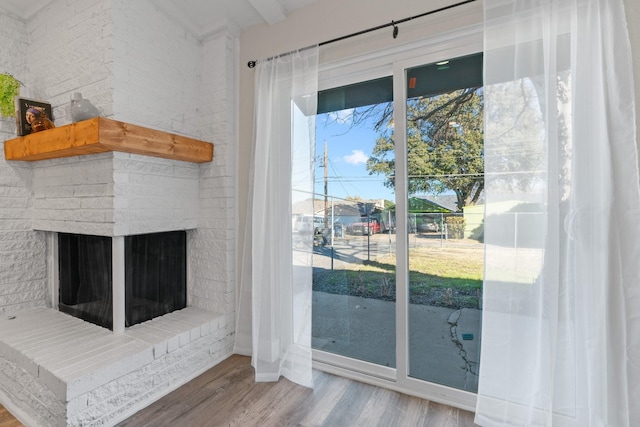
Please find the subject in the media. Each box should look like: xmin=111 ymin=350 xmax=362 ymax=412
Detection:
xmin=0 ymin=0 xmax=318 ymax=39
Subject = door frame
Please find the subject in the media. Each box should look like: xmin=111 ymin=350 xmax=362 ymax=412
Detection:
xmin=312 ymin=31 xmax=483 ymax=413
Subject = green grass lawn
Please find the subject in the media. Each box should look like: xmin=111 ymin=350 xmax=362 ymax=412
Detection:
xmin=313 ymin=244 xmax=484 ymax=309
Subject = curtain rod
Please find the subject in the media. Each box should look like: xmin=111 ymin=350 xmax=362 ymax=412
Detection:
xmin=247 ymin=0 xmax=477 ymax=68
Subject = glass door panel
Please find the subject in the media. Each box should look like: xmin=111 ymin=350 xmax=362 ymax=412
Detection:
xmin=310 ymin=77 xmax=396 ymax=368
xmin=405 ymin=54 xmax=484 ymax=392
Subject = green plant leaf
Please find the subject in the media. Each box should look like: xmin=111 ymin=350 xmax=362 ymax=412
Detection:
xmin=0 ymin=74 xmax=22 ymax=118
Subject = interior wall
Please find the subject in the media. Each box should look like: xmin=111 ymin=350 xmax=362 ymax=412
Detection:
xmin=111 ymin=0 xmax=201 ymax=135
xmin=189 ymin=32 xmax=239 ymax=316
xmin=25 ymin=0 xmax=114 ymax=125
xmin=0 ymin=11 xmax=47 ymax=316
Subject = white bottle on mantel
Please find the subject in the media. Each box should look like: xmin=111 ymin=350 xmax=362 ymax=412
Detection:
xmin=70 ymin=92 xmax=100 ymax=122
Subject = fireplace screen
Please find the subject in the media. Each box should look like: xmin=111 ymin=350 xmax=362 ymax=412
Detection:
xmin=58 ymin=231 xmax=187 ymax=330
xmin=58 ymin=233 xmax=113 ymax=328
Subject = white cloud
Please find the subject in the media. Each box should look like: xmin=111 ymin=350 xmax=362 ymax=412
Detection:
xmin=344 ymin=150 xmax=368 ymax=165
xmin=328 ymin=109 xmax=354 ymax=124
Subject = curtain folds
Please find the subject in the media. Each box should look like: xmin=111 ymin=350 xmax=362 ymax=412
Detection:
xmin=476 ymin=1 xmax=640 ymax=426
xmin=235 ymin=47 xmax=318 ymax=388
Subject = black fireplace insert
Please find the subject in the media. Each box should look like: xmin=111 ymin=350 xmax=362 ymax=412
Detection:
xmin=58 ymin=231 xmax=187 ymax=330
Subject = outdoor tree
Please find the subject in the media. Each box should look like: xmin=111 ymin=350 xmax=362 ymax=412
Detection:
xmin=367 ymin=88 xmax=484 ymax=211
xmin=363 ymin=80 xmax=544 ymax=211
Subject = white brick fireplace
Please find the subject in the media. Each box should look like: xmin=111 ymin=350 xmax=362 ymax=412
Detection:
xmin=0 ymin=1 xmax=238 ymax=425
xmin=0 ymin=120 xmax=235 ymax=426
xmin=35 ymin=149 xmax=200 ymax=334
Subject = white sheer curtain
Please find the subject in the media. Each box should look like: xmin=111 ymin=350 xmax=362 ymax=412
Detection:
xmin=476 ymin=1 xmax=640 ymax=426
xmin=235 ymin=47 xmax=318 ymax=388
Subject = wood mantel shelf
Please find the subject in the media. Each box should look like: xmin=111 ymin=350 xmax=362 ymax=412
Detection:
xmin=4 ymin=117 xmax=213 ymax=163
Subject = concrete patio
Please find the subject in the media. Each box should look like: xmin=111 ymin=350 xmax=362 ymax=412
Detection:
xmin=312 ymin=291 xmax=481 ymax=392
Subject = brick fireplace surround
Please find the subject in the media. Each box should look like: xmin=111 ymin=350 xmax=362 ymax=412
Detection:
xmin=0 ymin=307 xmax=228 ymax=426
xmin=0 ymin=119 xmax=234 ymax=426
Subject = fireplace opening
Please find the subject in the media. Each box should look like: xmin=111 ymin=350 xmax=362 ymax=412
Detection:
xmin=58 ymin=233 xmax=113 ymax=328
xmin=58 ymin=231 xmax=187 ymax=330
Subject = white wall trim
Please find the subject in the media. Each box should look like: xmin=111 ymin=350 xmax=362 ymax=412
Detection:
xmin=112 ymin=235 xmax=125 ymax=334
xmin=46 ymin=232 xmax=58 ymax=310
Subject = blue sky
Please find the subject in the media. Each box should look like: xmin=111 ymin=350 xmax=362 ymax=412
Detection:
xmin=314 ymin=109 xmax=396 ymax=203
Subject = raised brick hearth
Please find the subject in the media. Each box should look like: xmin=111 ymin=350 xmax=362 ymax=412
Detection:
xmin=0 ymin=307 xmax=231 ymax=426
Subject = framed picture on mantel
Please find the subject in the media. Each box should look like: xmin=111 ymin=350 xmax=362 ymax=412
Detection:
xmin=14 ymin=96 xmax=54 ymax=136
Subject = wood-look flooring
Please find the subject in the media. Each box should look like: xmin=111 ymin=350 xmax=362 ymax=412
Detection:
xmin=0 ymin=406 xmax=22 ymax=427
xmin=0 ymin=355 xmax=479 ymax=427
xmin=118 ymin=355 xmax=478 ymax=427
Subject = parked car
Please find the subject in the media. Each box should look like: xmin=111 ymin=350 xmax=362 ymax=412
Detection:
xmin=347 ymin=219 xmax=381 ymax=235
xmin=417 ymin=222 xmax=439 ymax=232
xmin=293 ymin=215 xmax=324 ymax=234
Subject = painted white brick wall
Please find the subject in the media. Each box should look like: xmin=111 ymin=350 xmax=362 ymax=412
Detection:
xmin=2 ymin=0 xmax=237 ymax=320
xmin=25 ymin=0 xmax=113 ymax=124
xmin=112 ymin=153 xmax=200 ymax=235
xmin=13 ymin=0 xmax=237 ymax=315
xmin=0 ymin=12 xmax=48 ymax=317
xmin=31 ymin=154 xmax=115 ymax=236
xmin=189 ymin=33 xmax=238 ymax=317
xmin=30 ymin=152 xmax=201 ymax=236
xmin=111 ymin=0 xmax=201 ymax=136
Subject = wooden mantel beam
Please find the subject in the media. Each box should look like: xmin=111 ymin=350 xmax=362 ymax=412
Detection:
xmin=4 ymin=117 xmax=214 ymax=163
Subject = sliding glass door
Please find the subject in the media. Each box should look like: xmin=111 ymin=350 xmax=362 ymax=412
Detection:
xmin=311 ymin=47 xmax=483 ymax=403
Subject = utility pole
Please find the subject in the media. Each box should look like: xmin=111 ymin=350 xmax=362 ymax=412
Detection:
xmin=323 ymin=141 xmax=329 ymax=228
